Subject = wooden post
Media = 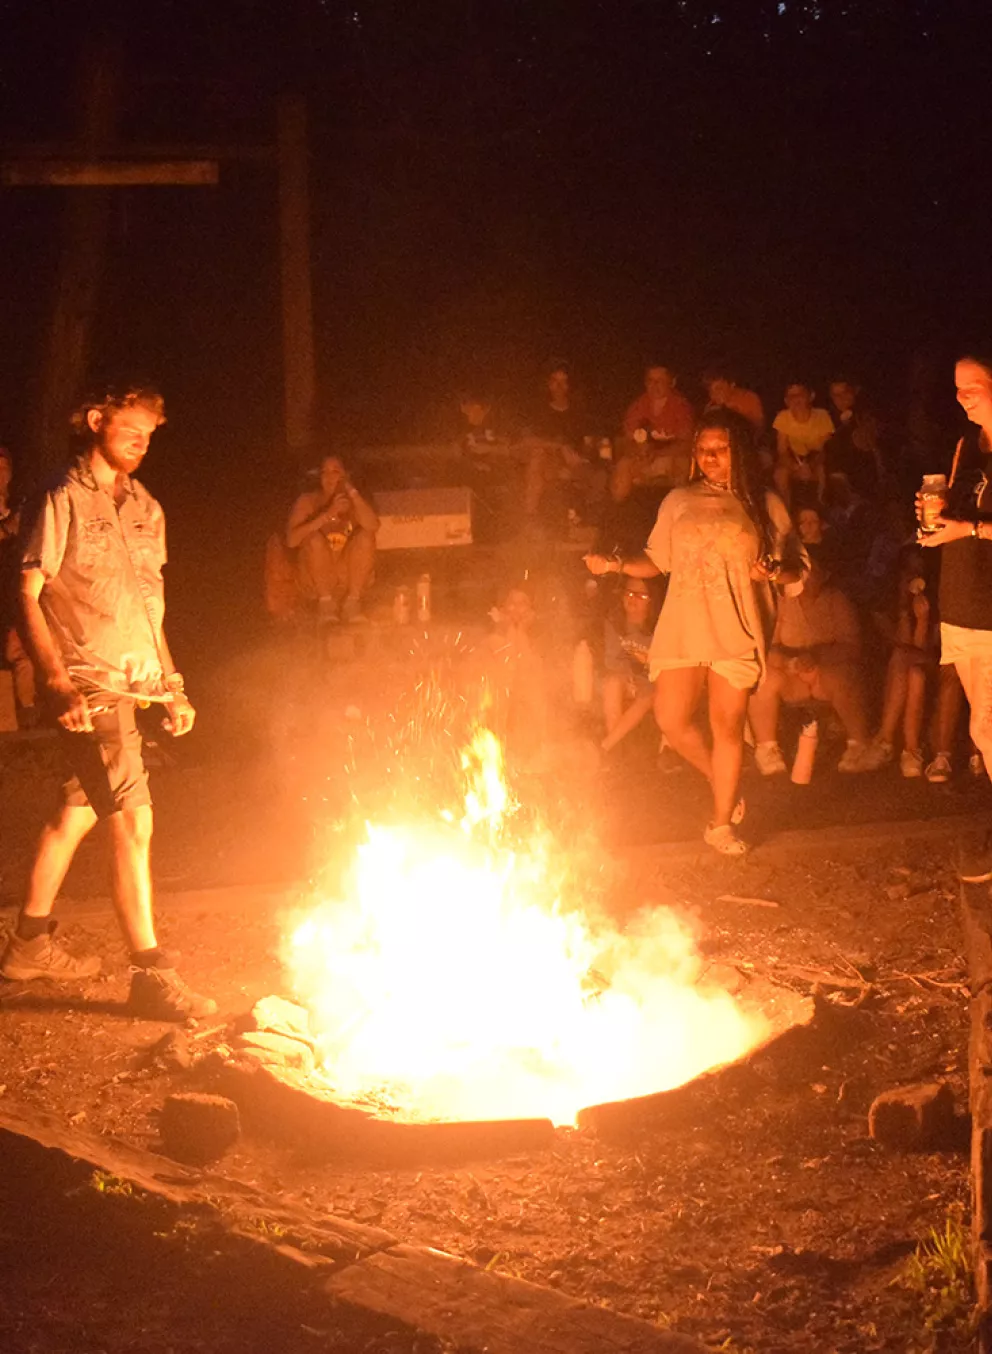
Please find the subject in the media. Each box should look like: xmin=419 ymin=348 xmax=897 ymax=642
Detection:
xmin=32 ymin=41 xmax=119 ymax=473
xmin=276 ymin=95 xmax=317 ymax=463
xmin=959 ymin=876 xmax=992 ymax=1349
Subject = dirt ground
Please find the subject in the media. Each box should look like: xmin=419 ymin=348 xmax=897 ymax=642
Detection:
xmin=0 ymin=712 xmax=982 ymax=1353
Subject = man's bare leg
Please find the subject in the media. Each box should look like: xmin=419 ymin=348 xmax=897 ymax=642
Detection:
xmin=21 ymin=804 xmax=98 ymax=920
xmin=107 ymin=805 xmax=157 ymax=953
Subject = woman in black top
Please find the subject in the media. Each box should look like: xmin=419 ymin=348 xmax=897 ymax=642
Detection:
xmin=920 ymin=350 xmax=992 ymax=876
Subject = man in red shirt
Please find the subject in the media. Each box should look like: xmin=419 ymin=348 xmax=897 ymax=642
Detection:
xmin=622 ymin=364 xmax=695 ymax=447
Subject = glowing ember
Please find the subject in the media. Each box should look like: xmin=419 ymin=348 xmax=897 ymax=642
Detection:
xmin=284 ymin=727 xmax=765 ymax=1126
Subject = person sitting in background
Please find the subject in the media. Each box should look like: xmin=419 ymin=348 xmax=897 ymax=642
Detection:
xmin=456 ymin=390 xmax=514 ymax=458
xmin=702 ymin=367 xmax=765 ymax=434
xmin=285 ymin=455 xmax=379 ymax=623
xmin=772 ymin=382 xmax=835 ymax=508
xmin=620 ymin=363 xmax=694 ymax=469
xmin=824 ymin=377 xmax=887 ymax=501
xmin=0 ymin=446 xmax=36 ymax=725
xmin=484 ymin=585 xmax=548 ymax=765
xmin=749 ymin=543 xmax=883 ymax=775
xmin=600 ymin=577 xmax=660 ymax=754
xmin=521 ymin=364 xmax=602 ymax=531
xmin=455 ymin=390 xmax=517 ymax=543
xmin=606 ymin=371 xmax=694 ymax=556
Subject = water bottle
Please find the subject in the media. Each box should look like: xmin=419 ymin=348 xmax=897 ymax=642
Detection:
xmin=791 ymin=718 xmax=819 ymax=785
xmin=416 ymin=573 xmax=432 ymax=624
xmin=393 ymin=586 xmax=412 ymax=625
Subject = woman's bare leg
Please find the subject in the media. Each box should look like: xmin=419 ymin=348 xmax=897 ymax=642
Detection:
xmin=903 ymin=664 xmax=926 ymax=754
xmin=748 ymin=664 xmax=785 ymax=744
xmin=707 ymin=672 xmax=750 ymax=828
xmin=654 ymin=667 xmax=711 ymax=780
xmin=877 ymin=651 xmax=908 ymax=746
xmin=964 ymin=657 xmax=992 ymax=777
xmin=602 ymin=690 xmax=654 ymax=752
xmin=932 ymin=663 xmax=965 ymax=754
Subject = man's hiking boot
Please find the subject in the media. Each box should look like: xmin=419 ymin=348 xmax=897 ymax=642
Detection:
xmin=128 ymin=965 xmax=218 ymax=1022
xmin=0 ymin=922 xmax=101 ymax=982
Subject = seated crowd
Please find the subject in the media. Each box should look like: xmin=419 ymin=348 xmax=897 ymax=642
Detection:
xmin=444 ymin=357 xmax=972 ymax=788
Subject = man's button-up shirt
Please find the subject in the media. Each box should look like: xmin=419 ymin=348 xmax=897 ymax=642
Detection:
xmin=21 ymin=455 xmax=168 ymax=696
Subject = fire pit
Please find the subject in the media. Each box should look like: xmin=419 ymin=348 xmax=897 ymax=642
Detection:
xmin=210 ymin=723 xmax=812 ymax=1162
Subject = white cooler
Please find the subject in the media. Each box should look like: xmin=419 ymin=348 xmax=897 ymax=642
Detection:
xmin=373 ymin=487 xmax=473 ymax=550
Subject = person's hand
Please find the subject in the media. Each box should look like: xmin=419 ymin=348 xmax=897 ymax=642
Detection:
xmin=918 ymin=516 xmax=974 ymax=547
xmin=329 ymin=491 xmax=351 ymax=516
xmin=162 ymin=692 xmax=196 ymax=737
xmin=749 ymin=557 xmax=779 ymax=582
xmin=560 ymin=446 xmax=584 ymax=471
xmin=584 ymin=553 xmax=617 ymax=576
xmin=47 ymin=679 xmax=93 ymax=733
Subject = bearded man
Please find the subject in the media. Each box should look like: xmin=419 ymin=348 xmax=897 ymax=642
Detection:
xmin=0 ymin=384 xmax=215 ymax=1020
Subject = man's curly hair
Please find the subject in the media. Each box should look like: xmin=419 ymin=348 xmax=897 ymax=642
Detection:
xmin=70 ymin=383 xmax=167 ymax=437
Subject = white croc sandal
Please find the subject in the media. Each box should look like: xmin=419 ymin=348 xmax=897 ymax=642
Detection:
xmin=703 ymin=822 xmax=748 ymax=857
xmin=731 ymin=796 xmax=746 ymax=826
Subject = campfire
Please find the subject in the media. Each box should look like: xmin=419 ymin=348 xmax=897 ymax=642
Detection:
xmin=274 ymin=724 xmax=768 ymax=1129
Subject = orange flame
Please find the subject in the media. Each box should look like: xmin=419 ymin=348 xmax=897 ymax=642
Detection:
xmin=285 ymin=726 xmax=764 ymax=1126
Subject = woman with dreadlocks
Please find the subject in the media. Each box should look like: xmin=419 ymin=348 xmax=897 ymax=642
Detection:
xmin=585 ymin=409 xmax=807 ymax=854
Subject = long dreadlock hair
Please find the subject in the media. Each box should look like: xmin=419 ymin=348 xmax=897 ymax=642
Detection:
xmin=690 ymin=407 xmax=775 ymax=557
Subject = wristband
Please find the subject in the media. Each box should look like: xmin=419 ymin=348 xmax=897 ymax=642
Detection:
xmin=164 ymin=672 xmax=185 ymax=693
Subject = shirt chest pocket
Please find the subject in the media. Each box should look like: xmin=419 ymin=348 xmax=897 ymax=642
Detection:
xmin=77 ymin=516 xmax=116 ymax=567
xmin=125 ymin=519 xmax=163 ymax=572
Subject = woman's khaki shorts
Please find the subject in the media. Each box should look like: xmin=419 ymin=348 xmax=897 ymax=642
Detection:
xmin=939 ymin=622 xmax=992 ymax=665
xmin=651 ymin=655 xmax=761 ymax=692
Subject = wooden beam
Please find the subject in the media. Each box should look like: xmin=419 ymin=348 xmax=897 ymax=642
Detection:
xmin=277 ymin=95 xmax=317 ymax=460
xmin=2 ymin=158 xmax=219 ymax=186
xmin=1 ymin=139 xmax=274 ymax=163
xmin=32 ymin=39 xmax=119 ymax=472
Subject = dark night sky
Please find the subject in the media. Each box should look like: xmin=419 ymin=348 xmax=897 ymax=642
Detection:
xmin=1 ymin=0 xmax=991 ymax=492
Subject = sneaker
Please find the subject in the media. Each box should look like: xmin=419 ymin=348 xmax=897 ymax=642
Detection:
xmin=837 ymin=740 xmax=887 ymax=773
xmin=0 ymin=921 xmax=101 ymax=982
xmin=703 ymin=823 xmax=748 ymax=857
xmin=925 ymin=753 xmax=953 ymax=784
xmin=128 ymin=965 xmax=218 ymax=1022
xmin=731 ymin=796 xmax=746 ymax=826
xmin=970 ymin=751 xmax=986 ymax=779
xmin=754 ymin=741 xmax=787 ymax=776
xmin=900 ymin=748 xmax=924 ymax=778
xmin=871 ymin=739 xmax=894 ymax=766
xmin=960 ymin=833 xmax=992 ymax=884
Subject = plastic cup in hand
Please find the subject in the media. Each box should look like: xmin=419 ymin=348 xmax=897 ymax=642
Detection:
xmin=917 ymin=474 xmax=948 ymax=535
